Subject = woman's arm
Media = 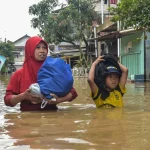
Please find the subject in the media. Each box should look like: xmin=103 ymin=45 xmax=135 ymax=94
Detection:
xmin=46 ymin=87 xmax=78 ymax=105
xmin=69 ymin=87 xmax=78 ymax=101
xmin=4 ymin=71 xmax=22 ymax=107
xmin=4 ymin=71 xmax=43 ymax=106
xmin=4 ymin=92 xmax=25 ymax=107
xmin=4 ymin=89 xmax=43 ymax=106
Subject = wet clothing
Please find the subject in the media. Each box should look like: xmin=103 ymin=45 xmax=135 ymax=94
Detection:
xmin=4 ymin=36 xmax=78 ymax=111
xmin=91 ymin=84 xmax=126 ymax=108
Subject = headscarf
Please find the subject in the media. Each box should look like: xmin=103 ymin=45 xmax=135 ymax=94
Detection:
xmin=20 ymin=36 xmax=48 ymax=93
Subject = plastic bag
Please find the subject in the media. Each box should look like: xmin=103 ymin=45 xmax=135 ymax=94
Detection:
xmin=37 ymin=56 xmax=74 ymax=108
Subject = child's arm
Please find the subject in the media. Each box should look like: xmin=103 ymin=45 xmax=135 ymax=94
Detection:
xmin=88 ymin=56 xmax=104 ymax=95
xmin=119 ymin=63 xmax=128 ymax=89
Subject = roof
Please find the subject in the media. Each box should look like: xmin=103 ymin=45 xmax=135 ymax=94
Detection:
xmin=89 ymin=28 xmax=141 ymax=42
xmin=13 ymin=34 xmax=31 ymax=43
xmin=98 ymin=23 xmax=117 ymax=32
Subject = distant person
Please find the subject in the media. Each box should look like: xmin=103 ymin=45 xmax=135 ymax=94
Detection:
xmin=4 ymin=36 xmax=78 ymax=111
xmin=88 ymin=54 xmax=128 ymax=108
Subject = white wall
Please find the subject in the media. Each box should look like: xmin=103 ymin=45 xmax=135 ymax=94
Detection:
xmin=95 ymin=0 xmax=117 ymax=13
xmin=14 ymin=37 xmax=30 ymax=46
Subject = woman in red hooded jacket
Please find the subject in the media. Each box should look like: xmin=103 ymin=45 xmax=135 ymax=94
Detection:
xmin=4 ymin=36 xmax=78 ymax=111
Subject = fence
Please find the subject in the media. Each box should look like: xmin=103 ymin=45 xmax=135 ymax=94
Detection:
xmin=72 ymin=67 xmax=88 ymax=77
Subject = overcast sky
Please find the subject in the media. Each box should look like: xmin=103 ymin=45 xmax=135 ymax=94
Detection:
xmin=0 ymin=0 xmax=67 ymax=42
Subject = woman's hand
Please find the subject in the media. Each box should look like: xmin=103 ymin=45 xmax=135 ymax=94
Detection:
xmin=42 ymin=91 xmax=74 ymax=105
xmin=23 ymin=89 xmax=43 ymax=104
xmin=30 ymin=94 xmax=43 ymax=104
xmin=45 ymin=94 xmax=60 ymax=105
xmin=44 ymin=92 xmax=73 ymax=105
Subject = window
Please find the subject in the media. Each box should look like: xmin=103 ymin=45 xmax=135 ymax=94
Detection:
xmin=110 ymin=0 xmax=117 ymax=4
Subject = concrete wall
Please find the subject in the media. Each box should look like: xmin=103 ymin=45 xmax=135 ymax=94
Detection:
xmin=120 ymin=31 xmax=144 ymax=80
xmin=145 ymin=32 xmax=150 ymax=81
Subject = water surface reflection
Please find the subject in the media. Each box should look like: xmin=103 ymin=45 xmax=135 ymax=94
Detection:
xmin=1 ymin=75 xmax=150 ymax=150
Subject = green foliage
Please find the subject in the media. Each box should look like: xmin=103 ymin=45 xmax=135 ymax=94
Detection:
xmin=0 ymin=42 xmax=15 ymax=73
xmin=109 ymin=0 xmax=150 ymax=31
xmin=74 ymin=54 xmax=87 ymax=67
xmin=29 ymin=0 xmax=101 ymax=47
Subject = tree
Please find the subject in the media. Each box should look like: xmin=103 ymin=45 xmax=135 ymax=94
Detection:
xmin=0 ymin=41 xmax=15 ymax=73
xmin=109 ymin=0 xmax=150 ymax=32
xmin=29 ymin=0 xmax=101 ymax=67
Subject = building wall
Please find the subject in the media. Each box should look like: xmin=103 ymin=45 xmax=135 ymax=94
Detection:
xmin=95 ymin=0 xmax=117 ymax=13
xmin=145 ymin=32 xmax=150 ymax=81
xmin=14 ymin=37 xmax=29 ymax=46
xmin=13 ymin=36 xmax=30 ymax=70
xmin=120 ymin=31 xmax=144 ymax=79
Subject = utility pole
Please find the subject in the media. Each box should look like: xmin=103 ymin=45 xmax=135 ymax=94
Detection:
xmin=94 ymin=26 xmax=98 ymax=57
xmin=101 ymin=0 xmax=104 ymax=24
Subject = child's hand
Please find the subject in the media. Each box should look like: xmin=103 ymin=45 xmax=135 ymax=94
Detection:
xmin=93 ymin=56 xmax=105 ymax=66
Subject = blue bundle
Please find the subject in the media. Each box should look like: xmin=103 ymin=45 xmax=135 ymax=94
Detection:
xmin=37 ymin=56 xmax=74 ymax=99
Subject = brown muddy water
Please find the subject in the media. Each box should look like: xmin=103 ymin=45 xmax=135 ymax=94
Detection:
xmin=1 ymin=75 xmax=150 ymax=150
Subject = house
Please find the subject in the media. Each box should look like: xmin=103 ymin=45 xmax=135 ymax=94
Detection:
xmin=13 ymin=34 xmax=30 ymax=70
xmin=120 ymin=30 xmax=150 ymax=82
xmin=49 ymin=41 xmax=86 ymax=68
xmin=87 ymin=0 xmax=118 ymax=63
xmin=13 ymin=35 xmax=83 ymax=70
xmin=89 ymin=0 xmax=150 ymax=82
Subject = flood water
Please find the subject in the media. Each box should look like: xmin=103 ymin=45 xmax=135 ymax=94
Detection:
xmin=1 ymin=75 xmax=150 ymax=150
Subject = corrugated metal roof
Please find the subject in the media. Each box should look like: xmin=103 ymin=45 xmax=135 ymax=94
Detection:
xmin=89 ymin=28 xmax=140 ymax=41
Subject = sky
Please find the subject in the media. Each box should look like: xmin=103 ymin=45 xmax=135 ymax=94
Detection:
xmin=0 ymin=0 xmax=67 ymax=42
